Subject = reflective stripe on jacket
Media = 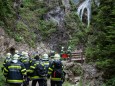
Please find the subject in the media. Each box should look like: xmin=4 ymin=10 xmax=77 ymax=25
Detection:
xmin=4 ymin=61 xmax=26 ymax=84
xmin=51 ymin=78 xmax=62 ymax=81
xmin=29 ymin=60 xmax=46 ymax=80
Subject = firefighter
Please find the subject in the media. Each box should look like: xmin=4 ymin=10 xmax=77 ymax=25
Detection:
xmin=29 ymin=55 xmax=46 ymax=86
xmin=20 ymin=52 xmax=30 ymax=86
xmin=42 ymin=54 xmax=50 ymax=73
xmin=3 ymin=54 xmax=26 ymax=86
xmin=67 ymin=46 xmax=72 ymax=61
xmin=42 ymin=53 xmax=51 ymax=86
xmin=3 ymin=53 xmax=12 ymax=65
xmin=2 ymin=53 xmax=12 ymax=72
xmin=60 ymin=46 xmax=68 ymax=60
xmin=48 ymin=54 xmax=65 ymax=86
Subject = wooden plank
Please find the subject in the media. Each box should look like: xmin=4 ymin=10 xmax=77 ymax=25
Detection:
xmin=71 ymin=58 xmax=85 ymax=61
xmin=72 ymin=52 xmax=81 ymax=58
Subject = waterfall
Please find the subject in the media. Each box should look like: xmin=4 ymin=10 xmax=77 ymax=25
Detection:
xmin=77 ymin=0 xmax=91 ymax=26
xmin=77 ymin=0 xmax=100 ymax=26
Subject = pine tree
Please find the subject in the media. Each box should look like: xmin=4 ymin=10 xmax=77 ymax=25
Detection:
xmin=86 ymin=0 xmax=115 ymax=85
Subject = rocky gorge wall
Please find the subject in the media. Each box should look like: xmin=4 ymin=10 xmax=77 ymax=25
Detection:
xmin=0 ymin=27 xmax=51 ymax=57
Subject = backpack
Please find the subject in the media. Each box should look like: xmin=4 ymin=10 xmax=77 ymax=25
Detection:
xmin=36 ymin=61 xmax=46 ymax=77
xmin=51 ymin=60 xmax=64 ymax=78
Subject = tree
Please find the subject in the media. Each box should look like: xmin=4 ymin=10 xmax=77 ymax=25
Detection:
xmin=86 ymin=0 xmax=115 ymax=85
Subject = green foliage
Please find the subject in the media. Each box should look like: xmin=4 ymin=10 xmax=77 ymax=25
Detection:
xmin=65 ymin=12 xmax=87 ymax=49
xmin=63 ymin=81 xmax=72 ymax=86
xmin=38 ymin=20 xmax=57 ymax=40
xmin=14 ymin=34 xmax=24 ymax=42
xmin=0 ymin=0 xmax=14 ymax=26
xmin=17 ymin=21 xmax=28 ymax=31
xmin=85 ymin=0 xmax=115 ymax=85
xmin=0 ymin=59 xmax=6 ymax=86
xmin=72 ymin=64 xmax=83 ymax=76
xmin=106 ymin=77 xmax=115 ymax=86
xmin=70 ymin=0 xmax=78 ymax=11
xmin=96 ymin=59 xmax=114 ymax=70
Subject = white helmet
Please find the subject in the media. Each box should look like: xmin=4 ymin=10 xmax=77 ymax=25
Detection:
xmin=6 ymin=53 xmax=11 ymax=58
xmin=43 ymin=54 xmax=48 ymax=59
xmin=6 ymin=53 xmax=11 ymax=57
xmin=22 ymin=51 xmax=28 ymax=56
xmin=15 ymin=50 xmax=19 ymax=54
xmin=68 ymin=46 xmax=71 ymax=49
xmin=54 ymin=54 xmax=60 ymax=60
xmin=13 ymin=54 xmax=19 ymax=60
xmin=61 ymin=46 xmax=64 ymax=49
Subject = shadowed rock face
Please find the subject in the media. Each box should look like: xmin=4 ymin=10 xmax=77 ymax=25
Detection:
xmin=45 ymin=6 xmax=65 ymax=25
xmin=63 ymin=61 xmax=104 ymax=86
xmin=0 ymin=28 xmax=50 ymax=57
xmin=43 ymin=1 xmax=70 ymax=51
xmin=0 ymin=28 xmax=15 ymax=56
xmin=82 ymin=64 xmax=104 ymax=86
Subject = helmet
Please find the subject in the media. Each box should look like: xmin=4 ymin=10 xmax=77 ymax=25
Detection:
xmin=22 ymin=51 xmax=28 ymax=56
xmin=68 ymin=46 xmax=71 ymax=49
xmin=43 ymin=54 xmax=48 ymax=59
xmin=13 ymin=54 xmax=19 ymax=60
xmin=6 ymin=53 xmax=11 ymax=57
xmin=15 ymin=50 xmax=19 ymax=54
xmin=54 ymin=54 xmax=60 ymax=60
xmin=61 ymin=46 xmax=64 ymax=49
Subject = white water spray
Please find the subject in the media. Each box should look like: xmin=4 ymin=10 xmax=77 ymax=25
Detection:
xmin=77 ymin=0 xmax=91 ymax=26
xmin=77 ymin=0 xmax=100 ymax=26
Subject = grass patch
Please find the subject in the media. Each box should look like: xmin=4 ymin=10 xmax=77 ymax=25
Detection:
xmin=63 ymin=81 xmax=73 ymax=86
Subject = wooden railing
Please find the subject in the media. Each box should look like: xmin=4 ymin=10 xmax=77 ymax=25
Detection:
xmin=71 ymin=52 xmax=85 ymax=63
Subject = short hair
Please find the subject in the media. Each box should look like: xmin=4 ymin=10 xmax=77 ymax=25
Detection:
xmin=10 ymin=47 xmax=15 ymax=52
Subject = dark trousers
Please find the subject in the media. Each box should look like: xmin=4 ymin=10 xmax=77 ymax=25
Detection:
xmin=23 ymin=77 xmax=30 ymax=86
xmin=51 ymin=81 xmax=62 ymax=86
xmin=32 ymin=79 xmax=47 ymax=86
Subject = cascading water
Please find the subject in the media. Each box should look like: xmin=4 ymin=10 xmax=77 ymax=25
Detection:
xmin=77 ymin=0 xmax=91 ymax=26
xmin=77 ymin=0 xmax=100 ymax=26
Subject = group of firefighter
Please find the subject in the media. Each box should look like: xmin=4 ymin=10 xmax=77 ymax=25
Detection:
xmin=2 ymin=46 xmax=72 ymax=86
